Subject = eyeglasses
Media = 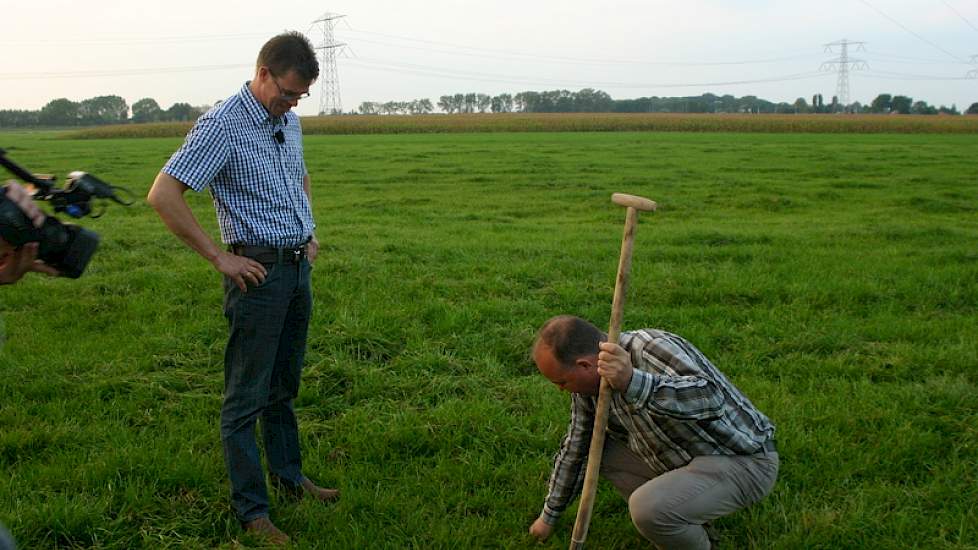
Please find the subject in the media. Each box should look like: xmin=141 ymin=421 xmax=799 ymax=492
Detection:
xmin=269 ymin=71 xmax=311 ymax=101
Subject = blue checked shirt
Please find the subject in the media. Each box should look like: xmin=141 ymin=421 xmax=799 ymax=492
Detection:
xmin=540 ymin=329 xmax=776 ymax=525
xmin=163 ymin=82 xmax=315 ymax=247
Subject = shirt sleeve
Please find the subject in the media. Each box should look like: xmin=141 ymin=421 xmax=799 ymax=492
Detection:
xmin=541 ymin=393 xmax=594 ymax=525
xmin=162 ymin=116 xmax=230 ymax=192
xmin=623 ymin=336 xmax=725 ymax=420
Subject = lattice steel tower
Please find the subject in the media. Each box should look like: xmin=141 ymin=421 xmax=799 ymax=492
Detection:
xmin=312 ymin=12 xmax=346 ymax=115
xmin=969 ymin=55 xmax=978 ymax=78
xmin=821 ymin=39 xmax=868 ymax=109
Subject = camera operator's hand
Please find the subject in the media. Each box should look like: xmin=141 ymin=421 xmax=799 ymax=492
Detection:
xmin=4 ymin=181 xmax=44 ymax=228
xmin=0 ymin=182 xmax=59 ymax=284
xmin=0 ymin=241 xmax=59 ymax=284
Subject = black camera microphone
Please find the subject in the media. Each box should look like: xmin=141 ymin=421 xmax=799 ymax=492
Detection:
xmin=274 ymin=130 xmax=285 ymax=144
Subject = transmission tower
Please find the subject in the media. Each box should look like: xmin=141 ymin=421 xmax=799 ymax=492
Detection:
xmin=821 ymin=39 xmax=868 ymax=109
xmin=312 ymin=12 xmax=347 ymax=115
xmin=968 ymin=54 xmax=978 ymax=78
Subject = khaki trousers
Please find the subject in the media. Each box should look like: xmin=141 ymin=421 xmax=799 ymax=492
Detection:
xmin=599 ymin=438 xmax=779 ymax=550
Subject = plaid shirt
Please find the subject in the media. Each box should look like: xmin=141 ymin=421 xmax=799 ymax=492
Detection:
xmin=163 ymin=82 xmax=314 ymax=247
xmin=540 ymin=329 xmax=776 ymax=525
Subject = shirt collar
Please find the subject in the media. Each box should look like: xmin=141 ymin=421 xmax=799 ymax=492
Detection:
xmin=239 ymin=81 xmax=280 ymax=127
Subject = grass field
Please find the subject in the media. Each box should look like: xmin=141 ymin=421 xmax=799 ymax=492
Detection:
xmin=1 ymin=127 xmax=977 ymax=549
xmin=66 ymin=112 xmax=978 ymax=139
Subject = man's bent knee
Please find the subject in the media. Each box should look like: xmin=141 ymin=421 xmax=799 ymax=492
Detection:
xmin=628 ymin=484 xmax=712 ymax=550
xmin=628 ymin=486 xmax=674 ymax=538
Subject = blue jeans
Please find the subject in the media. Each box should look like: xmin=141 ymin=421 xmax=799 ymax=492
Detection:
xmin=221 ymin=258 xmax=312 ymax=522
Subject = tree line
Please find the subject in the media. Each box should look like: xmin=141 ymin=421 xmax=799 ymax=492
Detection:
xmin=360 ymin=89 xmax=978 ymax=116
xmin=3 ymin=90 xmax=976 ymax=128
xmin=0 ymin=96 xmax=209 ymax=128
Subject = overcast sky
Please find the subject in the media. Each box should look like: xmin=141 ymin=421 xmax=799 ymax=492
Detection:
xmin=2 ymin=0 xmax=977 ymax=116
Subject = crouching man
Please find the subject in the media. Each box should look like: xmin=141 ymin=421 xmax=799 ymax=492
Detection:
xmin=529 ymin=315 xmax=779 ymax=549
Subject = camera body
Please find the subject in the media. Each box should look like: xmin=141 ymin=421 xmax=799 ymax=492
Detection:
xmin=0 ymin=187 xmax=100 ymax=279
xmin=0 ymin=148 xmax=130 ymax=279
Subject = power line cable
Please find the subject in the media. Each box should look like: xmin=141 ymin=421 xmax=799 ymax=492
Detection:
xmin=940 ymin=0 xmax=978 ymax=34
xmin=861 ymin=69 xmax=975 ymax=80
xmin=0 ymin=32 xmax=269 ymax=47
xmin=864 ymin=51 xmax=961 ymax=64
xmin=0 ymin=63 xmax=251 ymax=80
xmin=340 ymin=27 xmax=818 ymax=67
xmin=857 ymin=0 xmax=967 ymax=62
xmin=345 ymin=57 xmax=826 ymax=89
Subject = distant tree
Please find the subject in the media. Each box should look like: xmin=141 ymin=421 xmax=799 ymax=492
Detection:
xmin=416 ymin=98 xmax=433 ymax=114
xmin=0 ymin=109 xmax=40 ymax=128
xmin=514 ymin=91 xmax=540 ymax=112
xmin=574 ymin=88 xmax=614 ymax=112
xmin=131 ymin=98 xmax=162 ymax=123
xmin=911 ymin=100 xmax=936 ymax=115
xmin=79 ymin=95 xmax=128 ymax=124
xmin=490 ymin=95 xmax=502 ymax=113
xmin=474 ymin=94 xmax=491 ymax=113
xmin=358 ymin=101 xmax=380 ymax=115
xmin=869 ymin=94 xmax=892 ymax=113
xmin=938 ymin=104 xmax=960 ymax=115
xmin=165 ymin=102 xmax=197 ymax=122
xmin=848 ymin=101 xmax=863 ymax=114
xmin=490 ymin=93 xmax=513 ymax=113
xmin=811 ymin=93 xmax=825 ymax=113
xmin=793 ymin=97 xmax=810 ymax=113
xmin=720 ymin=94 xmax=737 ymax=113
xmin=891 ymin=95 xmax=912 ymax=114
xmin=436 ymin=96 xmax=455 ymax=114
xmin=555 ymin=90 xmax=575 ymax=112
xmin=523 ymin=90 xmax=550 ymax=112
xmin=967 ymin=102 xmax=978 ymax=115
xmin=39 ymin=98 xmax=81 ymax=126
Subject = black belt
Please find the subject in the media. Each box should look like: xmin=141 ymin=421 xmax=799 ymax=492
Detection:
xmin=231 ymin=244 xmax=307 ymax=265
xmin=762 ymin=439 xmax=777 ymax=453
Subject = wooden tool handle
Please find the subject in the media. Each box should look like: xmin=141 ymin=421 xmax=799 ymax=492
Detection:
xmin=611 ymin=193 xmax=657 ymax=212
xmin=569 ymin=204 xmax=640 ymax=549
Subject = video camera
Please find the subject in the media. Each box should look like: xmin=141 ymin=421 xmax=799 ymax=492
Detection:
xmin=0 ymin=148 xmax=132 ymax=278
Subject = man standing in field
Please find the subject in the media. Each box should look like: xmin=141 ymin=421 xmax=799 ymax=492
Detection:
xmin=528 ymin=315 xmax=779 ymax=549
xmin=147 ymin=31 xmax=337 ymax=545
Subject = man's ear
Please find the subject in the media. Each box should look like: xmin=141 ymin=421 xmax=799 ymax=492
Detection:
xmin=575 ymin=355 xmax=597 ymax=370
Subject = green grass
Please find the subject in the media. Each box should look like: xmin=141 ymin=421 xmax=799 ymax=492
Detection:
xmin=1 ymin=130 xmax=977 ymax=549
xmin=64 ymin=112 xmax=978 ymax=140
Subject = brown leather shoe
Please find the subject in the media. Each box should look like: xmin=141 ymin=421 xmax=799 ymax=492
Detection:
xmin=301 ymin=478 xmax=340 ymax=503
xmin=270 ymin=475 xmax=304 ymax=503
xmin=243 ymin=516 xmax=290 ymax=546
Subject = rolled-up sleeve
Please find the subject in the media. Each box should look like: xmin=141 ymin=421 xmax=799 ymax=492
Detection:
xmin=162 ymin=116 xmax=230 ymax=192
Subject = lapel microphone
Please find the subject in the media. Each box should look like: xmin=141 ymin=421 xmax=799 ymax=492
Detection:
xmin=274 ymin=129 xmax=285 ymax=144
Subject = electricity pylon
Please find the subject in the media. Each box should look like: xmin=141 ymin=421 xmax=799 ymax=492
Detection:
xmin=821 ymin=39 xmax=868 ymax=110
xmin=312 ymin=12 xmax=346 ymax=115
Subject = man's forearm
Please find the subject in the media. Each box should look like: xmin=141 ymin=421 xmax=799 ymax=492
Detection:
xmin=147 ymin=172 xmax=222 ymax=264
